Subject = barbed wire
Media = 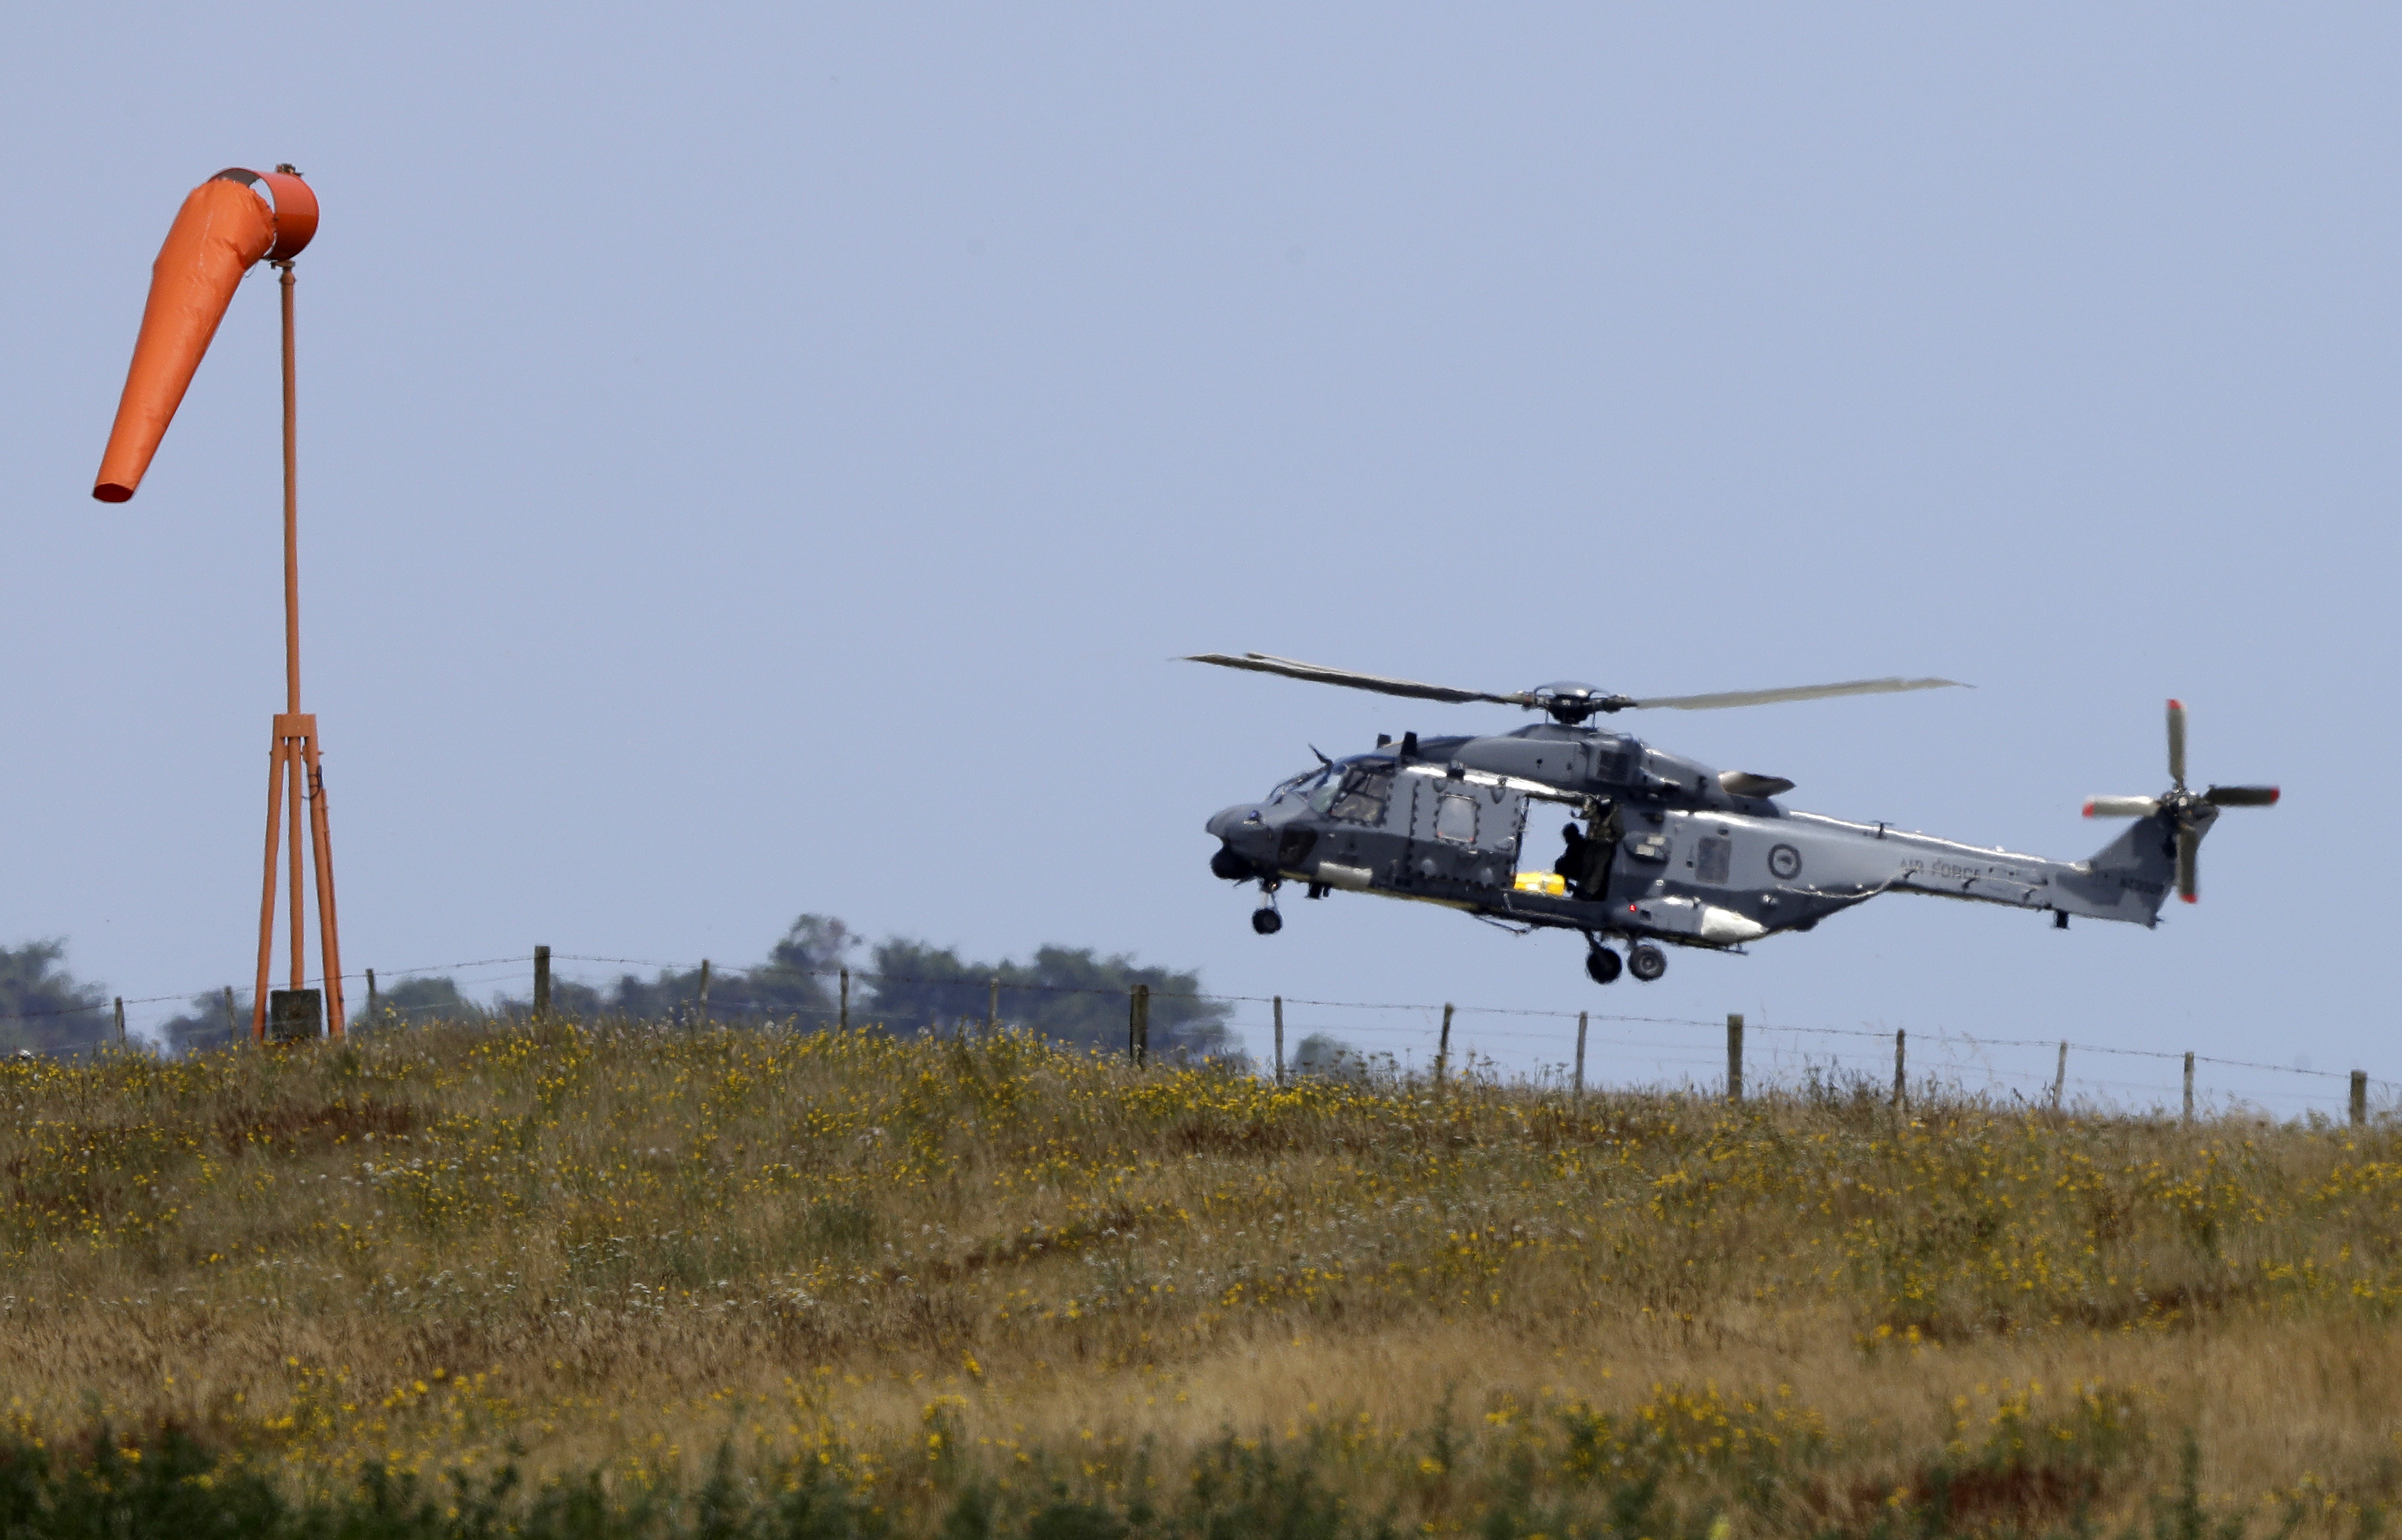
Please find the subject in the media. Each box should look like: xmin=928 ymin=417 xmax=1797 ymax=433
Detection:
xmin=7 ymin=947 xmax=2395 ymax=1101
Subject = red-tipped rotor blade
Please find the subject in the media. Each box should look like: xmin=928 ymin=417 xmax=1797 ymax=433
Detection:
xmin=2176 ymin=824 xmax=2199 ymax=903
xmin=2166 ymin=699 xmax=2187 ymax=789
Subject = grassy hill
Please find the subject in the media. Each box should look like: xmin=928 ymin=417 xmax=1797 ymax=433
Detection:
xmin=1 ymin=1020 xmax=2397 ymax=1537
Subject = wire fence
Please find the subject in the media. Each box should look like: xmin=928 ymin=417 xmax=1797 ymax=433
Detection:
xmin=4 ymin=948 xmax=2389 ymax=1122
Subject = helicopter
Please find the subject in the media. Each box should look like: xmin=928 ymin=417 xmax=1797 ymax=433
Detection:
xmin=1192 ymin=653 xmax=2278 ymax=984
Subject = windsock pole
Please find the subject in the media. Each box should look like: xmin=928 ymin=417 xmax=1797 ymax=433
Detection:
xmin=245 ymin=175 xmax=342 ymax=1041
xmin=282 ymin=263 xmax=299 ymax=723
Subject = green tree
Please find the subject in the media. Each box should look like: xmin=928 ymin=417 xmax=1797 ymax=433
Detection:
xmin=156 ymin=987 xmax=250 ymax=1056
xmin=1291 ymin=1031 xmax=1366 ymax=1081
xmin=866 ymin=939 xmax=1236 ymax=1059
xmin=357 ymin=975 xmax=486 ymax=1030
xmin=0 ymin=940 xmax=111 ymax=1056
xmin=485 ymin=915 xmax=858 ymax=1025
xmin=325 ymin=913 xmax=1235 ymax=1059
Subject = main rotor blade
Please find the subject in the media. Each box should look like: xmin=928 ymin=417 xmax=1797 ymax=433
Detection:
xmin=2204 ymin=784 xmax=2279 ymax=808
xmin=2175 ymin=823 xmax=2199 ymax=903
xmin=1629 ymin=676 xmax=1968 ymax=712
xmin=2167 ymin=698 xmax=2187 ymax=789
xmin=1184 ymin=653 xmax=1530 ymax=707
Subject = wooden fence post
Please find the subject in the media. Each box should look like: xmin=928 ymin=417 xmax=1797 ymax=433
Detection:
xmin=223 ymin=986 xmax=238 ymax=1045
xmin=988 ymin=975 xmax=998 ymax=1036
xmin=2182 ymin=1051 xmax=2195 ymax=1123
xmin=1272 ymin=996 xmax=1285 ymax=1087
xmin=1893 ymin=1028 xmax=1905 ymax=1109
xmin=2052 ymin=1040 xmax=2068 ymax=1108
xmin=366 ymin=969 xmax=378 ymax=1025
xmin=2352 ymin=1070 xmax=2368 ymax=1127
xmin=113 ymin=997 xmax=124 ymax=1048
xmin=1435 ymin=1003 xmax=1454 ymax=1086
xmin=1574 ymin=1011 xmax=1588 ymax=1098
xmin=533 ymin=945 xmax=551 ymax=1018
xmin=697 ymin=959 xmax=711 ymax=1028
xmin=1128 ymin=984 xmax=1149 ymax=1065
xmin=1726 ymin=1014 xmax=1744 ymax=1103
xmin=839 ymin=968 xmax=849 ymax=1031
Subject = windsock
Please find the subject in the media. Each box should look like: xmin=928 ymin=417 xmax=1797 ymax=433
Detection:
xmin=92 ymin=168 xmax=319 ymax=503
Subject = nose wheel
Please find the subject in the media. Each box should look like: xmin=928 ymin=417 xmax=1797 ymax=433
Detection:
xmin=1252 ymin=879 xmax=1283 ymax=935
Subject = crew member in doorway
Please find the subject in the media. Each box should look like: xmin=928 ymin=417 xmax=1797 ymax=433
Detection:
xmin=1555 ymin=823 xmax=1590 ymax=882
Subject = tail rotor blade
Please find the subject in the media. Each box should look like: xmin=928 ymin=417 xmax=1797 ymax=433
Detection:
xmin=2167 ymin=699 xmax=2187 ymax=789
xmin=2083 ymin=796 xmax=2160 ymax=818
xmin=2176 ymin=824 xmax=2199 ymax=903
xmin=2204 ymin=784 xmax=2280 ymax=808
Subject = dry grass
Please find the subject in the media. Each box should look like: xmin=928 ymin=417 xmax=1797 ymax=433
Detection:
xmin=3 ymin=1019 xmax=2400 ymax=1534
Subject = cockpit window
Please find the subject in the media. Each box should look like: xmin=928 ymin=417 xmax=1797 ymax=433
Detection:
xmin=1267 ymin=765 xmax=1333 ymax=804
xmin=1327 ymin=767 xmax=1394 ymax=824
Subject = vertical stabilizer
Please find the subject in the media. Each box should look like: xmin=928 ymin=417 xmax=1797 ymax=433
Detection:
xmin=2056 ymin=809 xmax=2206 ymax=925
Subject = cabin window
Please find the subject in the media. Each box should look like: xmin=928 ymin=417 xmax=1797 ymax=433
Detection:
xmin=1434 ymin=792 xmax=1477 ymax=845
xmin=1696 ymin=836 xmax=1730 ymax=884
xmin=1328 ymin=768 xmax=1394 ymax=825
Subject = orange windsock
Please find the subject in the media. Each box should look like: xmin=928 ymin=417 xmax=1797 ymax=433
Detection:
xmin=93 ymin=168 xmax=320 ymax=503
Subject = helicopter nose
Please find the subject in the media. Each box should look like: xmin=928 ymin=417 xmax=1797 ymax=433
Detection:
xmin=1210 ymin=803 xmax=1280 ymax=855
xmin=1206 ymin=803 xmax=1266 ymax=843
xmin=1206 ymin=803 xmax=1275 ymax=880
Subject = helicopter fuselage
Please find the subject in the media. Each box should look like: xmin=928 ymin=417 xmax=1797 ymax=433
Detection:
xmin=1205 ymin=723 xmax=2191 ymax=955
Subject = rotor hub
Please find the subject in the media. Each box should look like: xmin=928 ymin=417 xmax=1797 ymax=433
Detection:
xmin=1527 ymin=681 xmax=1637 ymax=725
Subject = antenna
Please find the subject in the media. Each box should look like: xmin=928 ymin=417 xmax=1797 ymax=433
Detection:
xmin=95 ymin=165 xmax=345 ymax=1042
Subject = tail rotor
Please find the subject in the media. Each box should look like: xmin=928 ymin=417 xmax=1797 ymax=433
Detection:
xmin=2084 ymin=698 xmax=2278 ymax=903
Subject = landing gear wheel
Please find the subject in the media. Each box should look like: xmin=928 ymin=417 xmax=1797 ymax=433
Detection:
xmin=1584 ymin=947 xmax=1622 ymax=985
xmin=1251 ymin=908 xmax=1283 ymax=936
xmin=1627 ymin=944 xmax=1666 ymax=982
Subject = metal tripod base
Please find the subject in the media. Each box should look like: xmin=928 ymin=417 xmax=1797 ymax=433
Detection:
xmin=252 ymin=712 xmax=346 ymax=1040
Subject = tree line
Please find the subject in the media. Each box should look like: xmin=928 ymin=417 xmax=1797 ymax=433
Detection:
xmin=2 ymin=918 xmax=1236 ymax=1062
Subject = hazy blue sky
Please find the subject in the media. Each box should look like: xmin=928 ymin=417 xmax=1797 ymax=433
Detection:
xmin=3 ymin=6 xmax=2394 ymax=1111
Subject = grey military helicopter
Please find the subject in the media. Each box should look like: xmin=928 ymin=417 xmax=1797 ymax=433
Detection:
xmin=1193 ymin=654 xmax=2277 ymax=984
